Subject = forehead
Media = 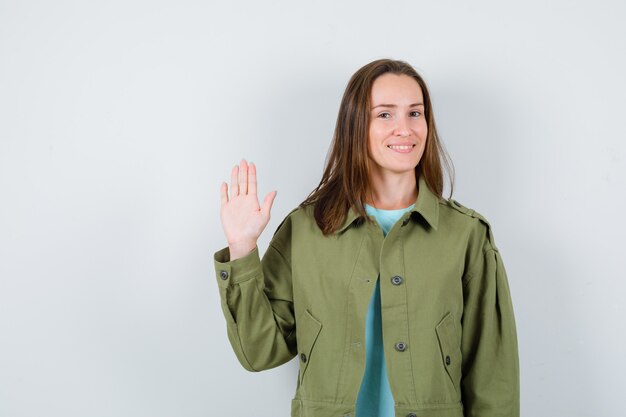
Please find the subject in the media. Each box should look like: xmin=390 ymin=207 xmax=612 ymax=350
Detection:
xmin=370 ymin=73 xmax=423 ymax=103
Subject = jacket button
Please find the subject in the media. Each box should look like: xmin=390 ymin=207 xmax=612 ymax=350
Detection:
xmin=407 ymin=414 xmax=417 ymax=417
xmin=300 ymin=353 xmax=307 ymax=363
xmin=219 ymin=270 xmax=229 ymax=280
xmin=445 ymin=355 xmax=451 ymax=365
xmin=391 ymin=275 xmax=403 ymax=285
xmin=394 ymin=342 xmax=407 ymax=352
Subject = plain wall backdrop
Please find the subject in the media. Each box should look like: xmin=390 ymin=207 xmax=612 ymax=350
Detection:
xmin=1 ymin=0 xmax=625 ymax=416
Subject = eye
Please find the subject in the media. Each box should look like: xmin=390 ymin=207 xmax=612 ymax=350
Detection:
xmin=377 ymin=112 xmax=391 ymax=119
xmin=410 ymin=111 xmax=421 ymax=117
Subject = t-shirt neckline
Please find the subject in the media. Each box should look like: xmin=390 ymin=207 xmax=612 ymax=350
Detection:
xmin=364 ymin=203 xmax=415 ymax=213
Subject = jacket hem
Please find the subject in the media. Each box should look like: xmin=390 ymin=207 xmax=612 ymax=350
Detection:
xmin=291 ymin=398 xmax=463 ymax=417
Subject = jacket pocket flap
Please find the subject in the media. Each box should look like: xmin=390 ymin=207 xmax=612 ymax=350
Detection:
xmin=435 ymin=311 xmax=461 ymax=392
xmin=297 ymin=309 xmax=322 ymax=384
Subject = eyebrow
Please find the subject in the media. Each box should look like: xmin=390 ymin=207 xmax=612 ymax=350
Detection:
xmin=371 ymin=103 xmax=424 ymax=109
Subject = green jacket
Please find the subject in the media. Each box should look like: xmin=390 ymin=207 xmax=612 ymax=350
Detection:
xmin=213 ymin=174 xmax=520 ymax=417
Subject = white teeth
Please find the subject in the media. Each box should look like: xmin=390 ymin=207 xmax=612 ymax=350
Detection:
xmin=387 ymin=145 xmax=414 ymax=150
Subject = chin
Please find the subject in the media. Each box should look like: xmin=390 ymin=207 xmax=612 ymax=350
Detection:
xmin=386 ymin=165 xmax=418 ymax=174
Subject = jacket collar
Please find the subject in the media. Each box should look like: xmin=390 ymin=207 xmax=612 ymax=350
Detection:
xmin=336 ymin=174 xmax=440 ymax=234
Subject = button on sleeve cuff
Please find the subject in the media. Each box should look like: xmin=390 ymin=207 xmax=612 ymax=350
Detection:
xmin=214 ymin=245 xmax=262 ymax=288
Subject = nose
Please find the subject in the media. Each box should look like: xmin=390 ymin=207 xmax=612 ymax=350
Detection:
xmin=393 ymin=115 xmax=410 ymax=137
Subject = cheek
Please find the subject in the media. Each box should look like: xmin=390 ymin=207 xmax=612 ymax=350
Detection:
xmin=417 ymin=120 xmax=428 ymax=137
xmin=369 ymin=123 xmax=387 ymax=142
xmin=367 ymin=126 xmax=379 ymax=150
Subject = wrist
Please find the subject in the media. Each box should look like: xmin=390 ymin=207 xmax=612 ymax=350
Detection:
xmin=228 ymin=240 xmax=257 ymax=260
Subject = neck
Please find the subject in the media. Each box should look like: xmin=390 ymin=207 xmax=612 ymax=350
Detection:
xmin=365 ymin=168 xmax=418 ymax=210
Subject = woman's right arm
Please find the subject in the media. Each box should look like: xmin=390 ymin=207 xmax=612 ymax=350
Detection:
xmin=213 ymin=159 xmax=297 ymax=372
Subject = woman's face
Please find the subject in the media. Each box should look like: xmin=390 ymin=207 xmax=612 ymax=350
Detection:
xmin=367 ymin=73 xmax=428 ymax=176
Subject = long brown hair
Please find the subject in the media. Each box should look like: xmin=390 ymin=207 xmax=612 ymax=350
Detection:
xmin=299 ymin=58 xmax=455 ymax=236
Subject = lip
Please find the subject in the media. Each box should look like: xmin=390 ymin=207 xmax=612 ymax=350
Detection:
xmin=386 ymin=143 xmax=416 ymax=154
xmin=387 ymin=142 xmax=415 ymax=146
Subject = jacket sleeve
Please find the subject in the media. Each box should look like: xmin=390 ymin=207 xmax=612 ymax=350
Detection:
xmin=213 ymin=212 xmax=297 ymax=372
xmin=461 ymin=221 xmax=520 ymax=417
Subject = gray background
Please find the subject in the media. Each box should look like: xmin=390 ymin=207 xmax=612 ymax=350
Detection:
xmin=1 ymin=0 xmax=625 ymax=416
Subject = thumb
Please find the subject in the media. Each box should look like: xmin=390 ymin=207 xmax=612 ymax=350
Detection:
xmin=261 ymin=190 xmax=277 ymax=218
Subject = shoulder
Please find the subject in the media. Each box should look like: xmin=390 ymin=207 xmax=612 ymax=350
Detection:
xmin=268 ymin=204 xmax=323 ymax=253
xmin=440 ymin=197 xmax=499 ymax=252
xmin=269 ymin=204 xmax=314 ymax=238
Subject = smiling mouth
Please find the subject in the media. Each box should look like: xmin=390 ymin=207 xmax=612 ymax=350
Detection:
xmin=387 ymin=144 xmax=415 ymax=150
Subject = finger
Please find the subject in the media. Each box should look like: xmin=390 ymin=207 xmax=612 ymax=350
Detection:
xmin=230 ymin=164 xmax=239 ymax=198
xmin=262 ymin=190 xmax=277 ymax=218
xmin=240 ymin=159 xmax=248 ymax=195
xmin=220 ymin=181 xmax=228 ymax=205
xmin=248 ymin=162 xmax=257 ymax=197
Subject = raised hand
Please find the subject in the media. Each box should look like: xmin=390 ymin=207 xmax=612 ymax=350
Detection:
xmin=220 ymin=159 xmax=277 ymax=260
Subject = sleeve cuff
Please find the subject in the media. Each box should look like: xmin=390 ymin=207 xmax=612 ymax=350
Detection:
xmin=214 ymin=245 xmax=262 ymax=288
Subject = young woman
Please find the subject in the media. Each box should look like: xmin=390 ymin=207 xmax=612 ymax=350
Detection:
xmin=214 ymin=59 xmax=520 ymax=417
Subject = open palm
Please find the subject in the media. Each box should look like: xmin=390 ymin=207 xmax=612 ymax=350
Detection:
xmin=220 ymin=159 xmax=277 ymax=255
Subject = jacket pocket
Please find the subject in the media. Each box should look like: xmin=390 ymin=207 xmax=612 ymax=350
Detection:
xmin=435 ymin=311 xmax=462 ymax=394
xmin=297 ymin=309 xmax=322 ymax=386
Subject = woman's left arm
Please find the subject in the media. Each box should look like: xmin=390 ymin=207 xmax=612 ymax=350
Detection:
xmin=460 ymin=220 xmax=520 ymax=417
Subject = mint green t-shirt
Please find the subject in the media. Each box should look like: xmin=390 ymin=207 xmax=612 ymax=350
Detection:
xmin=355 ymin=202 xmax=415 ymax=417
